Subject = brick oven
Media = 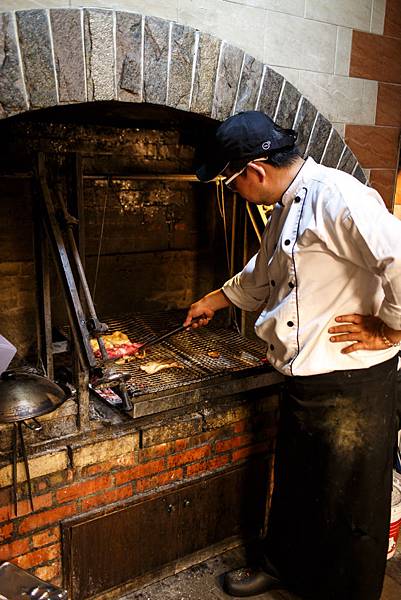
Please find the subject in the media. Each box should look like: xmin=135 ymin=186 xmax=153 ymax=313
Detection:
xmin=0 ymin=8 xmax=368 ymax=600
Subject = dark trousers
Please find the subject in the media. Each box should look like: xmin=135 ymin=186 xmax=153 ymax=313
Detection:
xmin=264 ymin=356 xmax=399 ymax=600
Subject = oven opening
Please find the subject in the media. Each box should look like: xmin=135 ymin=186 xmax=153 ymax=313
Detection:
xmin=0 ymin=101 xmax=271 ymax=435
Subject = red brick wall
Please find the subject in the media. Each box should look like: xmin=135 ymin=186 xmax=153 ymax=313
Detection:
xmin=0 ymin=393 xmax=278 ymax=586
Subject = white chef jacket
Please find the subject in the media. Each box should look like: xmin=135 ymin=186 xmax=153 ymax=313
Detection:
xmin=222 ymin=157 xmax=401 ymax=376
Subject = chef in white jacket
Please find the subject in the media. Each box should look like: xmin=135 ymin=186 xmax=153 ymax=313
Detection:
xmin=185 ymin=111 xmax=401 ymax=600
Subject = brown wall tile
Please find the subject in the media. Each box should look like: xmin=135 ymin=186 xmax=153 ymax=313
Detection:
xmin=369 ymin=169 xmax=397 ymax=209
xmin=376 ymin=83 xmax=401 ymax=126
xmin=350 ymin=31 xmax=401 ymax=84
xmin=345 ymin=125 xmax=400 ymax=169
xmin=384 ymin=0 xmax=401 ymax=39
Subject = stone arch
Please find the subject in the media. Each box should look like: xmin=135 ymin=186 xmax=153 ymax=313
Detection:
xmin=0 ymin=8 xmax=366 ymax=183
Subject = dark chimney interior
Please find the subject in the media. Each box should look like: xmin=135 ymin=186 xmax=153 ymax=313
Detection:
xmin=0 ymin=102 xmax=237 ymax=365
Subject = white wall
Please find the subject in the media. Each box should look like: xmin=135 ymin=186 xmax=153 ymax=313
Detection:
xmin=0 ymin=0 xmax=387 ymax=138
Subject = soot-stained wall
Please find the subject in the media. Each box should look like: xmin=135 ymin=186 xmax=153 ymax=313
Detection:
xmin=0 ymin=111 xmax=228 ymax=363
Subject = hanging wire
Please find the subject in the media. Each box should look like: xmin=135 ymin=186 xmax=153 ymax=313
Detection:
xmin=246 ymin=202 xmax=262 ymax=243
xmin=216 ymin=178 xmax=231 ymax=274
xmin=92 ymin=177 xmax=110 ymax=301
xmin=215 ymin=178 xmax=241 ymax=333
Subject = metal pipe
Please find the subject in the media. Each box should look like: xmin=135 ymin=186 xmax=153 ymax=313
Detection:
xmin=56 ymin=188 xmax=109 ymax=361
xmin=246 ymin=202 xmax=262 ymax=243
xmin=12 ymin=424 xmax=18 ymax=516
xmin=241 ymin=209 xmax=249 ymax=336
xmin=229 ymin=193 xmax=237 ymax=278
xmin=18 ymin=422 xmax=34 ymax=512
xmin=83 ymin=174 xmax=200 ymax=181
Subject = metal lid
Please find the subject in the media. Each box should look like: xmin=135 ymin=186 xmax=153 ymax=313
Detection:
xmin=0 ymin=561 xmax=67 ymax=599
xmin=0 ymin=371 xmax=66 ymax=423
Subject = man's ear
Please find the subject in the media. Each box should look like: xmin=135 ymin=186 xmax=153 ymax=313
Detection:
xmin=248 ymin=161 xmax=266 ymax=180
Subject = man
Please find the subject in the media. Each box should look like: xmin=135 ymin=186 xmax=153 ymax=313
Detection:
xmin=183 ymin=111 xmax=401 ymax=599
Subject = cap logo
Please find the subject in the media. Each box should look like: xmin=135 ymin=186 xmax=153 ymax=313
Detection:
xmin=262 ymin=141 xmax=271 ymax=151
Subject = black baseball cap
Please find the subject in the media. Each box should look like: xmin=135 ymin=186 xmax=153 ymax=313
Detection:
xmin=196 ymin=111 xmax=297 ymax=182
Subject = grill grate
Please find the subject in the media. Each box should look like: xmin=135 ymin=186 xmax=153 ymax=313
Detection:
xmin=100 ymin=310 xmax=269 ymax=397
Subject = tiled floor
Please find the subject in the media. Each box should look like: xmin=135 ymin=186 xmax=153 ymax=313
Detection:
xmin=120 ymin=542 xmax=401 ymax=600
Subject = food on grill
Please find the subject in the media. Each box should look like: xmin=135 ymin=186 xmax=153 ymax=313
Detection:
xmin=140 ymin=361 xmax=184 ymax=375
xmin=90 ymin=331 xmax=143 ymax=359
xmin=235 ymin=350 xmax=264 ymax=365
xmin=207 ymin=350 xmax=221 ymax=358
xmin=115 ymin=355 xmax=140 ymax=365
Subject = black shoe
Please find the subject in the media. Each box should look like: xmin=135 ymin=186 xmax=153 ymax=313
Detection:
xmin=223 ymin=566 xmax=282 ymax=597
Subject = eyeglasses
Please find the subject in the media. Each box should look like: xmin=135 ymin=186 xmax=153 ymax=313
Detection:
xmin=223 ymin=164 xmax=249 ymax=191
xmin=222 ymin=158 xmax=268 ymax=191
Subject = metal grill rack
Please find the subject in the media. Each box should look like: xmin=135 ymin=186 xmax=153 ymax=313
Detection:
xmin=100 ymin=311 xmax=269 ymax=397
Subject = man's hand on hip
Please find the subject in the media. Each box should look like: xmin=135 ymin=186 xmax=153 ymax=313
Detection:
xmin=328 ymin=313 xmax=400 ymax=353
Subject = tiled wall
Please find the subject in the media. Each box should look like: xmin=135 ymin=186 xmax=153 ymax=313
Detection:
xmin=2 ymin=0 xmax=400 ymax=206
xmin=347 ymin=0 xmax=401 ymax=213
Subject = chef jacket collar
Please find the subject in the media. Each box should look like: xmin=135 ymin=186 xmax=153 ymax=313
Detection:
xmin=280 ymin=156 xmax=315 ymax=207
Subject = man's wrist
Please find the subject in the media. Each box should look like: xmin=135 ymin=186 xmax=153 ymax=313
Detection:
xmin=380 ymin=322 xmax=401 ymax=348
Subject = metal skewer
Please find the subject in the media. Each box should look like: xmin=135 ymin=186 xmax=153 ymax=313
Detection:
xmin=138 ymin=316 xmax=204 ymax=351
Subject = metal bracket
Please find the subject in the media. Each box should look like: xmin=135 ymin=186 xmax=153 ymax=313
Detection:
xmin=35 ymin=153 xmax=101 ymax=369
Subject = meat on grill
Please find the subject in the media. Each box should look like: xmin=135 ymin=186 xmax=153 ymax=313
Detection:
xmin=140 ymin=361 xmax=184 ymax=375
xmin=90 ymin=331 xmax=143 ymax=359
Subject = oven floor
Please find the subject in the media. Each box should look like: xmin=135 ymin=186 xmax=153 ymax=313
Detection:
xmin=119 ymin=542 xmax=401 ymax=600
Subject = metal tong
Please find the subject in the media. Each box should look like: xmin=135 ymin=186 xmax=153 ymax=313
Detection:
xmin=12 ymin=419 xmax=42 ymax=516
xmin=138 ymin=316 xmax=204 ymax=351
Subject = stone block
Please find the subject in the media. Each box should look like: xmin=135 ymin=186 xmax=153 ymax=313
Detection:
xmin=338 ymin=146 xmax=357 ymax=174
xmin=15 ymin=9 xmax=57 ymax=109
xmin=272 ymin=65 xmax=300 ymax=89
xmin=257 ymin=66 xmax=283 ymax=118
xmin=3 ymin=0 xmax=65 ymax=5
xmin=275 ymin=80 xmax=301 ymax=129
xmin=168 ymin=23 xmax=196 ymax=111
xmin=371 ymin=0 xmax=386 ymax=35
xmin=116 ymin=11 xmax=143 ymax=103
xmin=141 ymin=413 xmax=203 ymax=447
xmin=0 ymin=12 xmax=27 ymax=118
xmin=39 ymin=399 xmax=77 ymax=421
xmin=71 ymin=433 xmax=139 ymax=468
xmin=203 ymin=404 xmax=252 ymax=430
xmin=143 ymin=16 xmax=169 ymax=105
xmin=84 ymin=8 xmax=115 ymax=101
xmin=334 ymin=26 xmax=352 ymax=76
xmin=264 ymin=11 xmax=336 ymax=73
xmin=203 ymin=394 xmax=279 ymax=430
xmin=50 ymin=9 xmax=86 ymax=103
xmin=294 ymin=71 xmax=378 ymax=125
xmin=0 ymin=450 xmax=68 ymax=487
xmin=293 ymin=96 xmax=317 ymax=157
xmin=353 ymin=164 xmax=368 ymax=185
xmin=77 ymin=0 xmax=177 ymax=21
xmin=305 ymin=0 xmax=372 ymax=31
xmin=191 ymin=32 xmax=220 ymax=116
xmin=212 ymin=42 xmax=243 ymax=121
xmin=178 ymin=0 xmax=265 ymax=62
xmin=234 ymin=54 xmax=264 ymax=114
xmin=233 ymin=0 xmax=304 ymax=15
xmin=321 ymin=127 xmax=346 ymax=169
xmin=306 ymin=113 xmax=332 ymax=163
